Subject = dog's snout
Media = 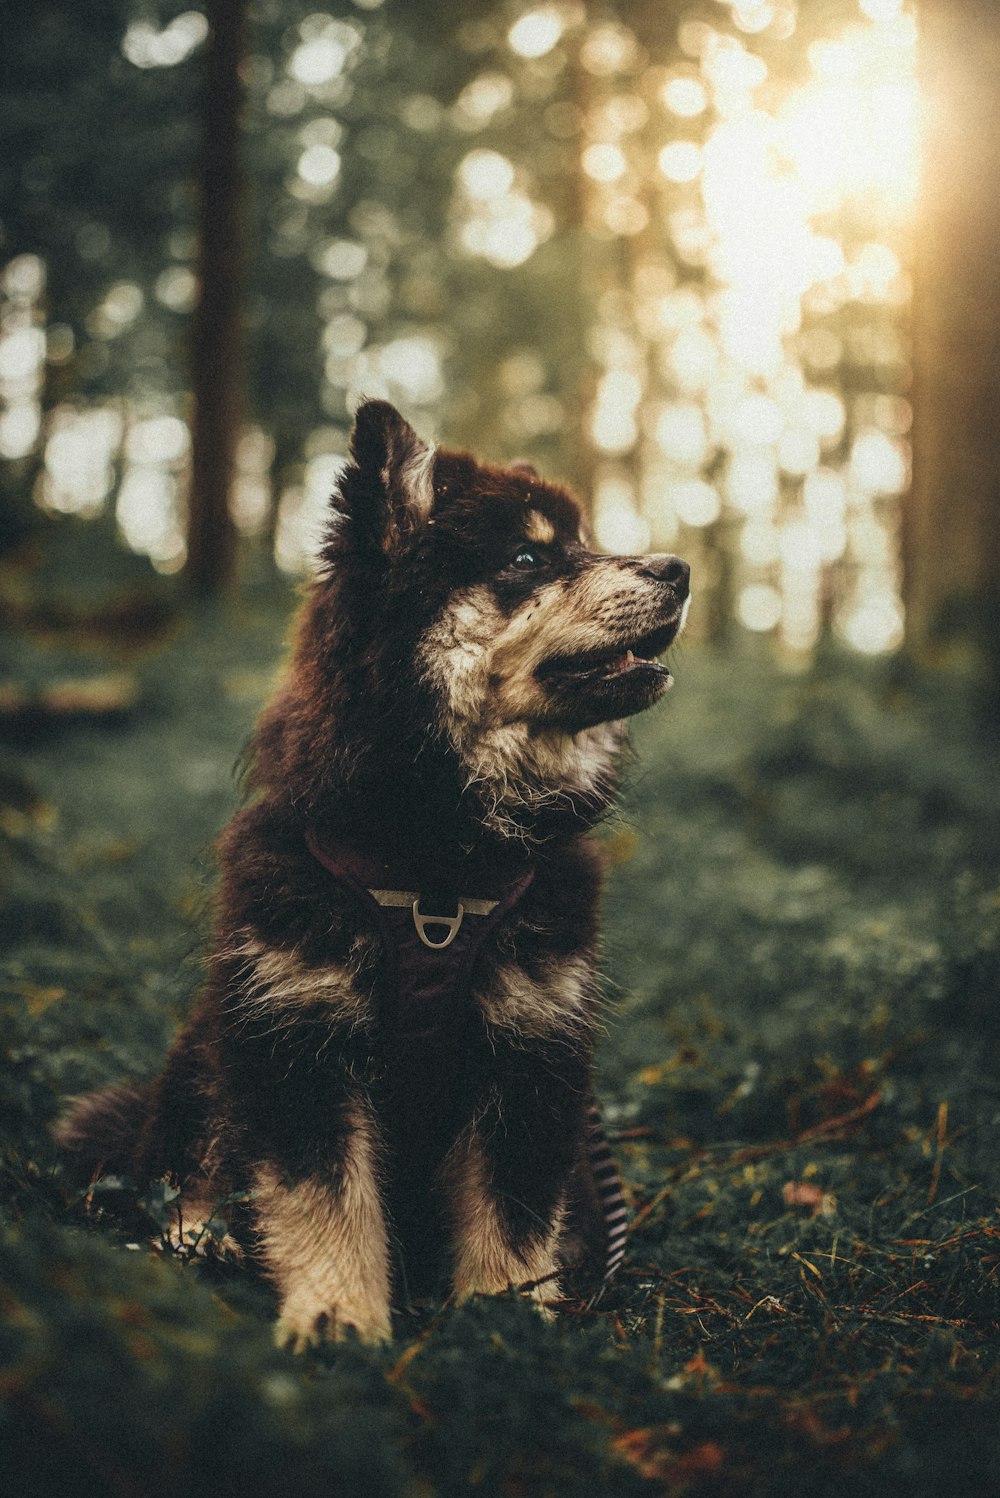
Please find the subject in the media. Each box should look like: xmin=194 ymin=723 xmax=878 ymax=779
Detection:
xmin=640 ymin=553 xmax=690 ymax=596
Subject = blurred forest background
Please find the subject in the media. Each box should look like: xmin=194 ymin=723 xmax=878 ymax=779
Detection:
xmin=2 ymin=0 xmax=995 ymax=668
xmin=2 ymin=2 xmax=1000 ymax=1496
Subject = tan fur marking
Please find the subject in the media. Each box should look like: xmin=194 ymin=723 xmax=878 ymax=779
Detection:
xmin=418 ymin=581 xmax=632 ymax=832
xmin=489 ymin=580 xmax=612 ymax=721
xmin=399 ymin=438 xmax=436 ymax=522
xmin=423 ymin=570 xmax=652 ymax=739
xmin=417 ymin=549 xmax=684 ymax=832
xmin=225 ymin=936 xmax=373 ymax=1033
xmin=481 ymin=955 xmax=596 ymax=1042
xmin=443 ymin=1130 xmax=564 ymax=1310
xmin=257 ymin=1103 xmax=392 ymax=1349
xmin=460 ymin=719 xmax=623 ymax=837
xmin=524 ymin=510 xmax=556 ymax=545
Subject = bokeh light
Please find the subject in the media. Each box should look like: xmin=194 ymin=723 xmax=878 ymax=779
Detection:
xmin=508 ymin=8 xmax=565 ymax=60
xmin=453 ymin=149 xmax=552 ymax=269
xmin=574 ymin=0 xmax=918 ymax=654
xmin=297 ymin=144 xmax=342 ymax=187
xmin=122 ymin=11 xmax=208 ymax=70
xmin=0 ymin=256 xmax=46 ymax=461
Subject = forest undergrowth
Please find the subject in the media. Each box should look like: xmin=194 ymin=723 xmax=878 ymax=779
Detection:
xmin=1 ymin=546 xmax=999 ymax=1497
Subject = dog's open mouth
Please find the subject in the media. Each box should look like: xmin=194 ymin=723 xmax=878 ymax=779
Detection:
xmin=536 ymin=621 xmax=680 ymax=686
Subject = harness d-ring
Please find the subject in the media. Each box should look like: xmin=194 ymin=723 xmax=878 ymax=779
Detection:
xmin=412 ymin=898 xmax=464 ymax=950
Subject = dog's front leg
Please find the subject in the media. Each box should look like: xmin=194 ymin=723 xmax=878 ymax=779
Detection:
xmin=441 ymin=1050 xmax=588 ymax=1314
xmin=443 ymin=1124 xmax=566 ymax=1313
xmin=215 ymin=945 xmax=392 ymax=1346
xmin=254 ymin=1099 xmax=393 ymax=1349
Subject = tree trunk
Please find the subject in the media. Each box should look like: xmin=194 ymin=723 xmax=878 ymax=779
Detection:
xmin=907 ymin=0 xmax=1000 ymax=676
xmin=186 ymin=0 xmax=244 ymax=596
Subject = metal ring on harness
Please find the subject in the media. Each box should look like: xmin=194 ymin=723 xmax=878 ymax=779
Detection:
xmin=412 ymin=898 xmax=465 ymax=950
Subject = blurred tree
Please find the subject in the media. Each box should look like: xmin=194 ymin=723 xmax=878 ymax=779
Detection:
xmin=908 ymin=0 xmax=1000 ymax=681
xmin=0 ymin=0 xmax=199 ymax=550
xmin=239 ymin=0 xmax=597 ymax=550
xmin=0 ymin=1 xmax=202 ymax=392
xmin=186 ymin=0 xmax=244 ymax=595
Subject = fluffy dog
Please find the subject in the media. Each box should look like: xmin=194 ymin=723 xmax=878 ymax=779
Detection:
xmin=58 ymin=400 xmax=690 ymax=1347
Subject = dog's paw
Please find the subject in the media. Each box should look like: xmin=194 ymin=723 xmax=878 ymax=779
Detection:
xmin=274 ymin=1313 xmax=323 ymax=1355
xmin=455 ymin=1271 xmax=562 ymax=1321
xmin=275 ymin=1296 xmax=392 ymax=1351
xmin=160 ymin=1218 xmax=245 ymax=1264
xmin=526 ymin=1280 xmax=562 ymax=1320
xmin=518 ymin=1274 xmax=563 ymax=1322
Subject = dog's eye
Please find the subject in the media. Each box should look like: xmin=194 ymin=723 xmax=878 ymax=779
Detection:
xmin=510 ymin=546 xmax=543 ymax=570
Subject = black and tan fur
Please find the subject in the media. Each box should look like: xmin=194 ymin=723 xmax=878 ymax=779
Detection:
xmin=58 ymin=400 xmax=690 ymax=1347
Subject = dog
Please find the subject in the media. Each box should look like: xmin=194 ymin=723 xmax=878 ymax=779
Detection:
xmin=57 ymin=399 xmax=690 ymax=1347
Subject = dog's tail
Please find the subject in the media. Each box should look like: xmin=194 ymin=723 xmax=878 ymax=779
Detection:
xmin=54 ymin=1082 xmax=148 ymax=1189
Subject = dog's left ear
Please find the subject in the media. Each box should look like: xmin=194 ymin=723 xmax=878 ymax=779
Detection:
xmin=347 ymin=398 xmax=435 ymax=556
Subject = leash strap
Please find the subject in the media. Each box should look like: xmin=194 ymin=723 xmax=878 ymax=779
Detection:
xmin=584 ymin=1098 xmax=628 ymax=1285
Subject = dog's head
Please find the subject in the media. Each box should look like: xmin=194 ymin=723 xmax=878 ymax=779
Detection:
xmin=266 ymin=401 xmax=689 ymax=835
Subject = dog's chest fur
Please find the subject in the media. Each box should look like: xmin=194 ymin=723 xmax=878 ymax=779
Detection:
xmin=203 ymin=802 xmax=603 ymax=1288
xmin=214 ymin=800 xmax=603 ymax=1091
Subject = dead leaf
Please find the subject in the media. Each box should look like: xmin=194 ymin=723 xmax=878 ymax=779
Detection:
xmin=783 ymin=1181 xmax=836 ymax=1216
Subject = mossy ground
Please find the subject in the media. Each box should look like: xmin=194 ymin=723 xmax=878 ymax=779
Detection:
xmin=2 ymin=557 xmax=999 ymax=1497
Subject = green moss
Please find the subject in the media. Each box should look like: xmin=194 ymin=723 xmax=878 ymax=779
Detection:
xmin=2 ymin=595 xmax=999 ymax=1495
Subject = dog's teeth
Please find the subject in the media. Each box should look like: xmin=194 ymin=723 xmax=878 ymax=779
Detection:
xmin=625 ymin=650 xmax=634 ymax=665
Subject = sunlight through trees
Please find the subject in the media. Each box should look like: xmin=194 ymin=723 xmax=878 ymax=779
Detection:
xmin=6 ymin=2 xmax=988 ymax=665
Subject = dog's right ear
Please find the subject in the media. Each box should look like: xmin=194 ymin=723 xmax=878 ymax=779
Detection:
xmin=341 ymin=398 xmax=436 ymax=557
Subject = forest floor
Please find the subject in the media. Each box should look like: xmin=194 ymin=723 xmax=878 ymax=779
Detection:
xmin=2 ymin=528 xmax=999 ymax=1497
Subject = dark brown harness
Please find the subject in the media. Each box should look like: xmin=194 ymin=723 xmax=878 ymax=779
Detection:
xmin=305 ymin=829 xmax=627 ymax=1287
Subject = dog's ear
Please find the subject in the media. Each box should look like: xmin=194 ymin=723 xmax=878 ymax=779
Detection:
xmin=345 ymin=398 xmax=435 ymax=556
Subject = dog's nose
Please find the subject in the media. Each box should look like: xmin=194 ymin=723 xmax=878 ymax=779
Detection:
xmin=640 ymin=554 xmax=690 ymax=596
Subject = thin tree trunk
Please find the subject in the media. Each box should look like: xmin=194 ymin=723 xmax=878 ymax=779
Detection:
xmin=186 ymin=0 xmax=244 ymax=596
xmin=907 ymin=0 xmax=1000 ymax=677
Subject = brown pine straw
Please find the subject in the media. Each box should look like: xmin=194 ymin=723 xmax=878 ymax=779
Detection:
xmin=927 ymin=1100 xmax=949 ymax=1206
xmin=628 ymin=1090 xmax=883 ymax=1233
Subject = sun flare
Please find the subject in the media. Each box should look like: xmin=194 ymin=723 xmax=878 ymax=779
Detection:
xmin=579 ymin=0 xmax=918 ymax=655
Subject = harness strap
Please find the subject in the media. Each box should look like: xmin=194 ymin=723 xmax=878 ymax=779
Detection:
xmin=305 ymin=826 xmax=534 ymax=1025
xmin=369 ymin=889 xmax=499 ymax=918
xmin=368 ymin=888 xmax=499 ymax=950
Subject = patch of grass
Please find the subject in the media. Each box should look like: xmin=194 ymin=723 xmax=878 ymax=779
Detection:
xmin=2 ymin=591 xmax=999 ymax=1496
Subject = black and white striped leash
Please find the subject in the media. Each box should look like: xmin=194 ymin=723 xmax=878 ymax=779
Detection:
xmin=584 ymin=1096 xmax=628 ymax=1303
